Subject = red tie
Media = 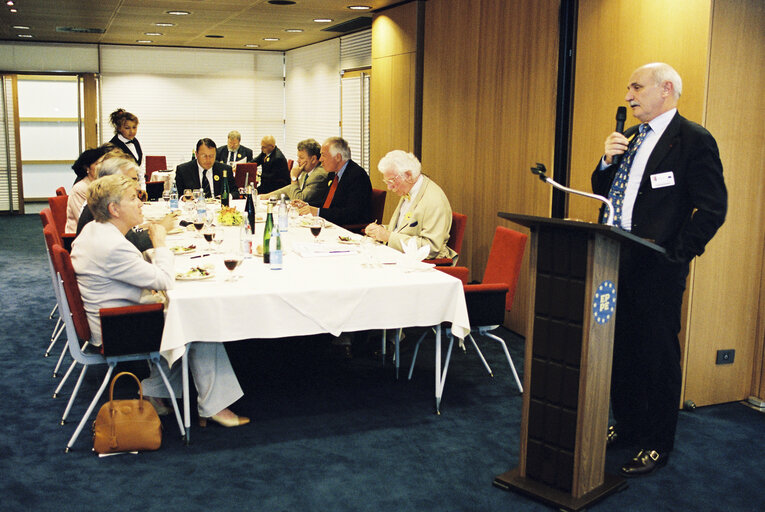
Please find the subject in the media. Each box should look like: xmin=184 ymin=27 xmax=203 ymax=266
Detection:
xmin=322 ymin=174 xmax=338 ymax=209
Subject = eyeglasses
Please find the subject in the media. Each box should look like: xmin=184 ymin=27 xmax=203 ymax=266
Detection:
xmin=381 ymin=174 xmax=400 ymax=186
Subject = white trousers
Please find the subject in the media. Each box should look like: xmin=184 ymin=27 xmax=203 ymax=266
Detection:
xmin=142 ymin=342 xmax=244 ymax=417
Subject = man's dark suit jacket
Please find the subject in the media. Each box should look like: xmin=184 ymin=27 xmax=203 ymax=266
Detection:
xmin=592 ymin=112 xmax=727 ymax=263
xmin=216 ymin=145 xmax=254 ymax=164
xmin=319 ymin=159 xmax=372 ymax=226
xmin=175 ymin=160 xmax=240 ymax=199
xmin=109 ymin=134 xmax=143 ymax=167
xmin=253 ymin=146 xmax=290 ymax=195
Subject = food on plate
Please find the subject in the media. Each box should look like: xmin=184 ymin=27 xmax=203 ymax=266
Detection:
xmin=175 ymin=265 xmax=213 ymax=280
xmin=170 ymin=244 xmax=196 ymax=254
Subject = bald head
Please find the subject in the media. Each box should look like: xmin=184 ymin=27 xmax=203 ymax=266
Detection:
xmin=261 ymin=135 xmax=276 ymax=155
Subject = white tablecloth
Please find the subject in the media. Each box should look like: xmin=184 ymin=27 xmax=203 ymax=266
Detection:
xmin=159 ymin=211 xmax=470 ymax=366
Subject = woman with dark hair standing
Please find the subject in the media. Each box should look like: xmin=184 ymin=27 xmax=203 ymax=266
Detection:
xmin=108 ymin=108 xmax=143 ymax=168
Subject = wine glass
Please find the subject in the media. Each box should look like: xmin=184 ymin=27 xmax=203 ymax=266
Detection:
xmin=310 ymin=217 xmax=324 ymax=243
xmin=192 ymin=189 xmax=201 ymax=203
xmin=222 ymin=253 xmax=243 ymax=281
xmin=202 ymin=226 xmax=216 ymax=250
xmin=192 ymin=214 xmax=206 ymax=238
xmin=183 ymin=188 xmax=193 ymax=202
xmin=212 ymin=227 xmax=224 ymax=253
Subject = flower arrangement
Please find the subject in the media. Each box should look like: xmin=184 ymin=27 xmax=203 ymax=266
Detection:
xmin=217 ymin=206 xmax=244 ymax=226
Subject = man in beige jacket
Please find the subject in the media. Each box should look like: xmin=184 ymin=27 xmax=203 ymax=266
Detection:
xmin=365 ymin=150 xmax=456 ymax=261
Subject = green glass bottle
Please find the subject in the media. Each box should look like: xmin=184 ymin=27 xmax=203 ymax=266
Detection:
xmin=221 ymin=168 xmax=230 ymax=207
xmin=263 ymin=202 xmax=273 ymax=264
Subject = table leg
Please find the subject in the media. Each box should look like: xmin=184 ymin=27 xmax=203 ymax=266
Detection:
xmin=394 ymin=329 xmax=400 ymax=380
xmin=182 ymin=345 xmax=190 ymax=444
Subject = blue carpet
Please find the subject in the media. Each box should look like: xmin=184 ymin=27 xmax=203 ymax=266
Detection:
xmin=1 ymin=214 xmax=763 ymax=511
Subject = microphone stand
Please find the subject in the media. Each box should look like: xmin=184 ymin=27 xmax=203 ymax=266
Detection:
xmin=530 ymin=163 xmax=615 ymax=227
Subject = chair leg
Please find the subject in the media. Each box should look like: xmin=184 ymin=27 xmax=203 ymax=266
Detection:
xmin=407 ymin=331 xmax=429 ymax=380
xmin=152 ymin=361 xmax=185 ymax=438
xmin=483 ymin=332 xmax=523 ymax=393
xmin=467 ymin=333 xmax=495 ymax=377
xmin=60 ymin=363 xmax=87 ymax=424
xmin=45 ymin=317 xmax=64 ymax=357
xmin=48 ymin=302 xmax=58 ymax=320
xmin=52 ymin=342 xmax=69 ymax=378
xmin=65 ymin=366 xmax=114 ymax=452
xmin=53 ymin=358 xmax=78 ymax=398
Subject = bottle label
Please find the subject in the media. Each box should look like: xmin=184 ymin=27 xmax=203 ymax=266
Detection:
xmin=270 ymin=249 xmax=282 ymax=269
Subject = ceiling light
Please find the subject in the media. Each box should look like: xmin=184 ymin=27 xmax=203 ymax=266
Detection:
xmin=12 ymin=25 xmax=30 ymax=29
xmin=144 ymin=32 xmax=162 ymax=36
xmin=313 ymin=18 xmax=333 ymax=23
xmin=263 ymin=37 xmax=280 ymax=41
xmin=166 ymin=10 xmax=190 ymax=16
xmin=155 ymin=23 xmax=175 ymax=27
xmin=245 ymin=44 xmax=260 ymax=48
xmin=284 ymin=29 xmax=303 ymax=33
xmin=348 ymin=5 xmax=372 ymax=10
xmin=17 ymin=34 xmax=33 ymax=38
xmin=6 ymin=1 xmax=14 ymax=6
xmin=136 ymin=40 xmax=153 ymax=44
xmin=9 ymin=8 xmax=17 ymax=13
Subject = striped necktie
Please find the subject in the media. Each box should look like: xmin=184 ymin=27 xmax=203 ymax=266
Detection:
xmin=607 ymin=123 xmax=650 ymax=228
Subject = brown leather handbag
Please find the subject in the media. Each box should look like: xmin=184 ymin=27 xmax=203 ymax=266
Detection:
xmin=92 ymin=371 xmax=162 ymax=454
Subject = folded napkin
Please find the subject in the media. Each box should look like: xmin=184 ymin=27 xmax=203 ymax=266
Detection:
xmin=292 ymin=242 xmax=353 ymax=258
xmin=402 ymin=238 xmax=430 ymax=262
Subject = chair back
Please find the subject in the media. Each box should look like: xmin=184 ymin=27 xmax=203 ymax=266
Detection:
xmin=51 ymin=244 xmax=92 ymax=344
xmin=47 ymin=195 xmax=69 ymax=236
xmin=235 ymin=163 xmax=258 ymax=191
xmin=482 ymin=226 xmax=528 ymax=311
xmin=40 ymin=208 xmax=61 ymax=242
xmin=145 ymin=156 xmax=167 ymax=182
xmin=100 ymin=304 xmax=164 ymax=357
xmin=56 ymin=186 xmax=67 ymax=196
xmin=146 ymin=181 xmax=165 ymax=201
xmin=370 ymin=188 xmax=386 ymax=223
xmin=287 ymin=159 xmax=294 ymax=171
xmin=448 ymin=212 xmax=467 ymax=253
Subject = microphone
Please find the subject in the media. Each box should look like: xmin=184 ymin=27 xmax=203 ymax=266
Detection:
xmin=530 ymin=163 xmax=616 ymax=226
xmin=612 ymin=106 xmax=627 ymax=167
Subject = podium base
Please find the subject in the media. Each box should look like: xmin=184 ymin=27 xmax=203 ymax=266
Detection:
xmin=493 ymin=468 xmax=626 ymax=512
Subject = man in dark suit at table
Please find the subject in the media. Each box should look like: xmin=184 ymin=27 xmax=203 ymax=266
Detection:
xmin=253 ymin=135 xmax=290 ymax=195
xmin=295 ymin=136 xmax=372 ymax=226
xmin=176 ymin=138 xmax=240 ymax=200
xmin=216 ymin=130 xmax=254 ymax=165
xmin=592 ymin=62 xmax=727 ymax=477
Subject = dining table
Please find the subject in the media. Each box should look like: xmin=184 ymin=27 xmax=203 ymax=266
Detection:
xmin=143 ymin=198 xmax=470 ymax=440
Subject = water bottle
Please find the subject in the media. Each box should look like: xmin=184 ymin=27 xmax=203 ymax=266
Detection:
xmin=278 ymin=193 xmax=289 ymax=233
xmin=240 ymin=222 xmax=252 ymax=258
xmin=169 ymin=181 xmax=179 ymax=210
xmin=196 ymin=194 xmax=206 ymax=219
xmin=270 ymin=223 xmax=282 ymax=270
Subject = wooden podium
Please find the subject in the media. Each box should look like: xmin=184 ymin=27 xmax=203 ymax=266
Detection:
xmin=493 ymin=213 xmax=664 ymax=511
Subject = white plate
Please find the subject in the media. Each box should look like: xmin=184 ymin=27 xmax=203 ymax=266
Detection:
xmin=170 ymin=245 xmax=197 ymax=255
xmin=175 ymin=270 xmax=214 ymax=281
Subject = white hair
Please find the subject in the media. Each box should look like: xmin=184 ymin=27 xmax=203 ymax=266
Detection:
xmin=377 ymin=150 xmax=421 ymax=179
xmin=642 ymin=62 xmax=683 ymax=99
xmin=324 ymin=136 xmax=351 ymax=161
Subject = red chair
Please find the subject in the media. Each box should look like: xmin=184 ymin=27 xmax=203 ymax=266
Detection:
xmin=145 ymin=155 xmax=167 ymax=182
xmin=40 ymin=217 xmax=65 ymax=358
xmin=287 ymin=159 xmax=294 ymax=171
xmin=47 ymin=195 xmax=76 ymax=251
xmin=50 ymin=244 xmax=184 ymax=451
xmin=425 ymin=211 xmax=467 ymax=266
xmin=235 ymin=162 xmax=258 ymax=191
xmin=56 ymin=186 xmax=67 ymax=196
xmin=408 ymin=226 xmax=528 ymax=394
xmin=343 ymin=188 xmax=386 ymax=234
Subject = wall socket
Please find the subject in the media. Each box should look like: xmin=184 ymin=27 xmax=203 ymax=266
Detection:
xmin=716 ymin=349 xmax=735 ymax=365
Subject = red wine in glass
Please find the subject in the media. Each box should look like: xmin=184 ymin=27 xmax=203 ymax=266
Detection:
xmin=310 ymin=225 xmax=322 ymax=239
xmin=223 ymin=259 xmax=240 ymax=271
xmin=203 ymin=232 xmax=215 ymax=243
xmin=193 ymin=221 xmax=205 ymax=231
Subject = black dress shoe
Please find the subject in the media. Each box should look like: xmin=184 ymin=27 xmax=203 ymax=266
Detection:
xmin=620 ymin=449 xmax=668 ymax=477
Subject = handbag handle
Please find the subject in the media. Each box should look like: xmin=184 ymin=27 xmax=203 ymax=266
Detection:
xmin=108 ymin=371 xmax=146 ymax=413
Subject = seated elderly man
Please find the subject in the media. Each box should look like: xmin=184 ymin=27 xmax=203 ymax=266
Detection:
xmin=365 ymin=150 xmax=456 ymax=260
xmin=71 ymin=174 xmax=248 ymax=428
xmin=254 ymin=135 xmax=291 ymax=194
xmin=216 ymin=130 xmax=254 ymax=165
xmin=261 ymin=138 xmax=329 ymax=206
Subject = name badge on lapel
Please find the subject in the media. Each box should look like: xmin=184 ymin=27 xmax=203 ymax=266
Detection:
xmin=650 ymin=171 xmax=675 ymax=189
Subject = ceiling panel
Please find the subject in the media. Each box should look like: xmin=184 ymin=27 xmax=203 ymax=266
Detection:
xmin=0 ymin=0 xmax=398 ymax=51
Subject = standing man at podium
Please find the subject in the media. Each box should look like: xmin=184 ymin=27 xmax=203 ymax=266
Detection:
xmin=592 ymin=63 xmax=727 ymax=477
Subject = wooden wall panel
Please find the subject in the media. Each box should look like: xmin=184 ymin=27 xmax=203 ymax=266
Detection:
xmin=684 ymin=0 xmax=765 ymax=406
xmin=371 ymin=2 xmax=420 ymax=220
xmin=421 ymin=0 xmax=559 ymax=332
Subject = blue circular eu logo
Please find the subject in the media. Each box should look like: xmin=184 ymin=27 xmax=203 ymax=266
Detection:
xmin=592 ymin=281 xmax=616 ymax=325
